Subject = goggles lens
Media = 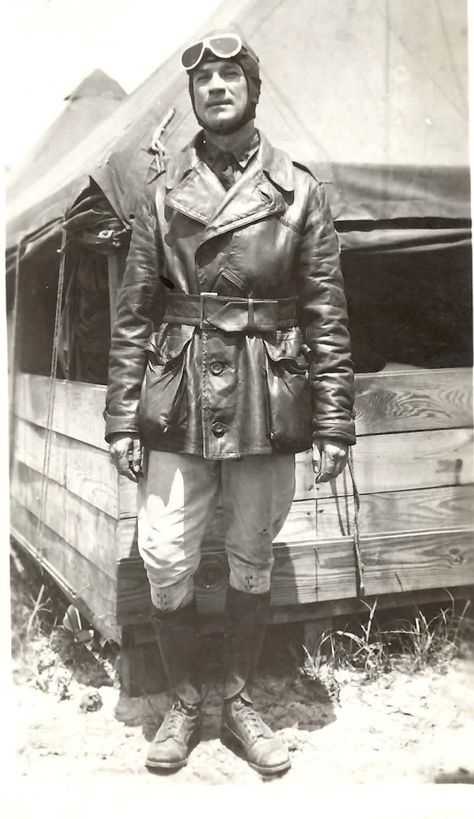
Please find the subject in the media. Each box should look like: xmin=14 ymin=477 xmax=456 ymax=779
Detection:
xmin=181 ymin=34 xmax=242 ymax=70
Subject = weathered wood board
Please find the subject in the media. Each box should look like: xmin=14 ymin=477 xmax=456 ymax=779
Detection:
xmin=11 ymin=460 xmax=117 ymax=580
xmin=271 ymin=529 xmax=474 ymax=605
xmin=294 ymin=427 xmax=474 ymax=500
xmin=10 ymin=499 xmax=119 ymax=641
xmin=14 ymin=374 xmax=108 ymax=450
xmin=227 ymin=484 xmax=474 ymax=543
xmin=354 ymin=367 xmax=472 ymax=434
xmin=14 ymin=417 xmax=118 ymax=518
xmin=115 ymin=527 xmax=474 ymax=621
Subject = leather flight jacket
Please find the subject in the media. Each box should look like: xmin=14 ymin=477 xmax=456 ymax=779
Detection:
xmin=105 ymin=130 xmax=355 ymax=458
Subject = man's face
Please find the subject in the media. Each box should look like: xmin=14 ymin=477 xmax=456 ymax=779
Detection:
xmin=192 ymin=59 xmax=248 ymax=132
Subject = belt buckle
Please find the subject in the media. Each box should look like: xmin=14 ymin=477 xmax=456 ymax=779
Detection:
xmin=200 ymin=291 xmax=218 ymax=329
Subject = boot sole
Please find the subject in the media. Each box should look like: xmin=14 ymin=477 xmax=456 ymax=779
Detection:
xmin=221 ymin=724 xmax=291 ymax=776
xmin=145 ymin=758 xmax=188 ymax=771
xmin=145 ymin=726 xmax=201 ymax=772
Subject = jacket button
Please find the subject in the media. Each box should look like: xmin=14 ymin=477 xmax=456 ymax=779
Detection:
xmin=212 ymin=422 xmax=226 ymax=437
xmin=210 ymin=361 xmax=224 ymax=375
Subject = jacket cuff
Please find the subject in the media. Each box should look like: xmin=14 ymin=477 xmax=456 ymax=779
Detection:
xmin=312 ymin=428 xmax=356 ymax=447
xmin=104 ymin=413 xmax=140 ymax=444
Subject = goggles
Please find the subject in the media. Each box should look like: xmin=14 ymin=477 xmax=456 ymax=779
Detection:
xmin=181 ymin=33 xmax=243 ymax=71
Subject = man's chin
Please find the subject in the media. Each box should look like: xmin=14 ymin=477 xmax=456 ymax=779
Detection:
xmin=201 ymin=112 xmax=242 ymax=132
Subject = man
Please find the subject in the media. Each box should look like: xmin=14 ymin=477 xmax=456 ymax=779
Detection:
xmin=106 ymin=30 xmax=355 ymax=776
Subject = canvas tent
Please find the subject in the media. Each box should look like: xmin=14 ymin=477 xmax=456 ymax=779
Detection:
xmin=5 ymin=0 xmax=248 ymax=253
xmin=6 ymin=71 xmax=126 ymax=384
xmin=7 ymin=69 xmax=126 ymax=205
xmin=6 ymin=0 xmax=470 ymax=255
xmin=90 ymin=0 xmax=471 ymax=254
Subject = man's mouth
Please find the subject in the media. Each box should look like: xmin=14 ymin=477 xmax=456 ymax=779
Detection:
xmin=207 ymin=101 xmax=232 ymax=108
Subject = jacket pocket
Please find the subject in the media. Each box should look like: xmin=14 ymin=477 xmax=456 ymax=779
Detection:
xmin=263 ymin=328 xmax=312 ymax=453
xmin=138 ymin=325 xmax=194 ymax=437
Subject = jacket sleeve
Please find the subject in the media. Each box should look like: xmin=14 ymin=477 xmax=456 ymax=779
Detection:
xmin=104 ymin=184 xmax=163 ymax=442
xmin=298 ymin=177 xmax=356 ymax=446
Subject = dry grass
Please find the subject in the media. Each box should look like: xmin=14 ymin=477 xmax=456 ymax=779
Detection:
xmin=10 ymin=545 xmax=118 ymax=698
xmin=11 ymin=549 xmax=61 ymax=660
xmin=300 ymin=594 xmax=474 ymax=689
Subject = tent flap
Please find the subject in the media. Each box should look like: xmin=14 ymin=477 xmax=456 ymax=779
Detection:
xmin=339 ymin=226 xmax=472 ymax=254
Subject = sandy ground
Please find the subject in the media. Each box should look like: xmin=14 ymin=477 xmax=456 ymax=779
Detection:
xmin=7 ymin=554 xmax=474 ymax=817
xmin=12 ymin=656 xmax=474 ymax=783
xmin=10 ymin=636 xmax=474 ymax=796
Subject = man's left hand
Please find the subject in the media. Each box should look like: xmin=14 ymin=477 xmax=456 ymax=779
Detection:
xmin=312 ymin=439 xmax=349 ymax=483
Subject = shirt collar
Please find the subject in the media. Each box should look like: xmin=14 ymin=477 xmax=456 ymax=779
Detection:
xmin=164 ymin=129 xmax=295 ymax=192
xmin=199 ymin=129 xmax=260 ymax=170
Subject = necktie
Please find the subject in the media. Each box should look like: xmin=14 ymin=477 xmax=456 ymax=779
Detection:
xmin=212 ymin=151 xmax=235 ymax=191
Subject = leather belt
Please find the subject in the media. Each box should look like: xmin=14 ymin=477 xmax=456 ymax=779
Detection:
xmin=162 ymin=292 xmax=298 ymax=333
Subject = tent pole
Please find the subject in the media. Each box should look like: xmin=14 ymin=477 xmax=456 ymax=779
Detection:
xmin=9 ymin=237 xmax=24 ymax=473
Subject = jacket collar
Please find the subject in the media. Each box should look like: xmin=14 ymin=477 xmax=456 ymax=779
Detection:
xmin=162 ymin=130 xmax=295 ymax=240
xmin=259 ymin=131 xmax=294 ymax=193
xmin=164 ymin=129 xmax=295 ymax=195
xmin=164 ymin=137 xmax=200 ymax=190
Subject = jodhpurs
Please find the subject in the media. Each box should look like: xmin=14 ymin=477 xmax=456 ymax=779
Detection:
xmin=137 ymin=451 xmax=296 ymax=611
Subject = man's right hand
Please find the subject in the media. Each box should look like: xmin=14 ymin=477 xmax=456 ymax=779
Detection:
xmin=109 ymin=434 xmax=143 ymax=482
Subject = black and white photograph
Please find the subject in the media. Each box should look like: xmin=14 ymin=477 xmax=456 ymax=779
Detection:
xmin=4 ymin=0 xmax=473 ymax=813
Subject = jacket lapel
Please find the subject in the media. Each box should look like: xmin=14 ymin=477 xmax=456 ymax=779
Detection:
xmin=164 ymin=144 xmax=225 ymax=225
xmin=163 ymin=131 xmax=295 ymax=239
xmin=204 ymin=133 xmax=295 ymax=240
xmin=204 ymin=163 xmax=282 ymax=238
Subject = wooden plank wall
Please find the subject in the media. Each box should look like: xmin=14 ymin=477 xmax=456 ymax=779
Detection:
xmin=10 ymin=368 xmax=474 ymax=631
xmin=116 ymin=367 xmax=474 ymax=621
xmin=10 ymin=374 xmax=120 ymax=641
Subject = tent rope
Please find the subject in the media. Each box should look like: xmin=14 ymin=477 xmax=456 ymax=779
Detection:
xmin=313 ymin=446 xmax=365 ymax=599
xmin=348 ymin=448 xmax=365 ymax=597
xmin=149 ymin=108 xmax=176 ymax=173
xmin=35 ymin=225 xmax=67 ymax=570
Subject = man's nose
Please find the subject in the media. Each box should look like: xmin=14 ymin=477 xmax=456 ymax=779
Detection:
xmin=208 ymin=71 xmax=226 ymax=92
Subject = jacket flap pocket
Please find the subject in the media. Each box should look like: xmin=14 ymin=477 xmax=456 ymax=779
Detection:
xmin=146 ymin=325 xmax=194 ymax=365
xmin=263 ymin=328 xmax=306 ymax=364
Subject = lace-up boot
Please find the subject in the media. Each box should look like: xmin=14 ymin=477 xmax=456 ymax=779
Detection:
xmin=221 ymin=587 xmax=290 ymax=775
xmin=146 ymin=699 xmax=201 ymax=770
xmin=147 ymin=601 xmax=202 ymax=769
xmin=222 ymin=694 xmax=290 ymax=775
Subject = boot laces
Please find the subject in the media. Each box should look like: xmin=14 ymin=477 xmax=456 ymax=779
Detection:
xmin=162 ymin=701 xmax=198 ymax=737
xmin=234 ymin=700 xmax=267 ymax=739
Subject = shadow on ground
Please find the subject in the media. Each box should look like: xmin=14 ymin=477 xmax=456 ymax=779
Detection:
xmin=435 ymin=768 xmax=474 ymax=784
xmin=115 ymin=621 xmax=336 ymax=743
